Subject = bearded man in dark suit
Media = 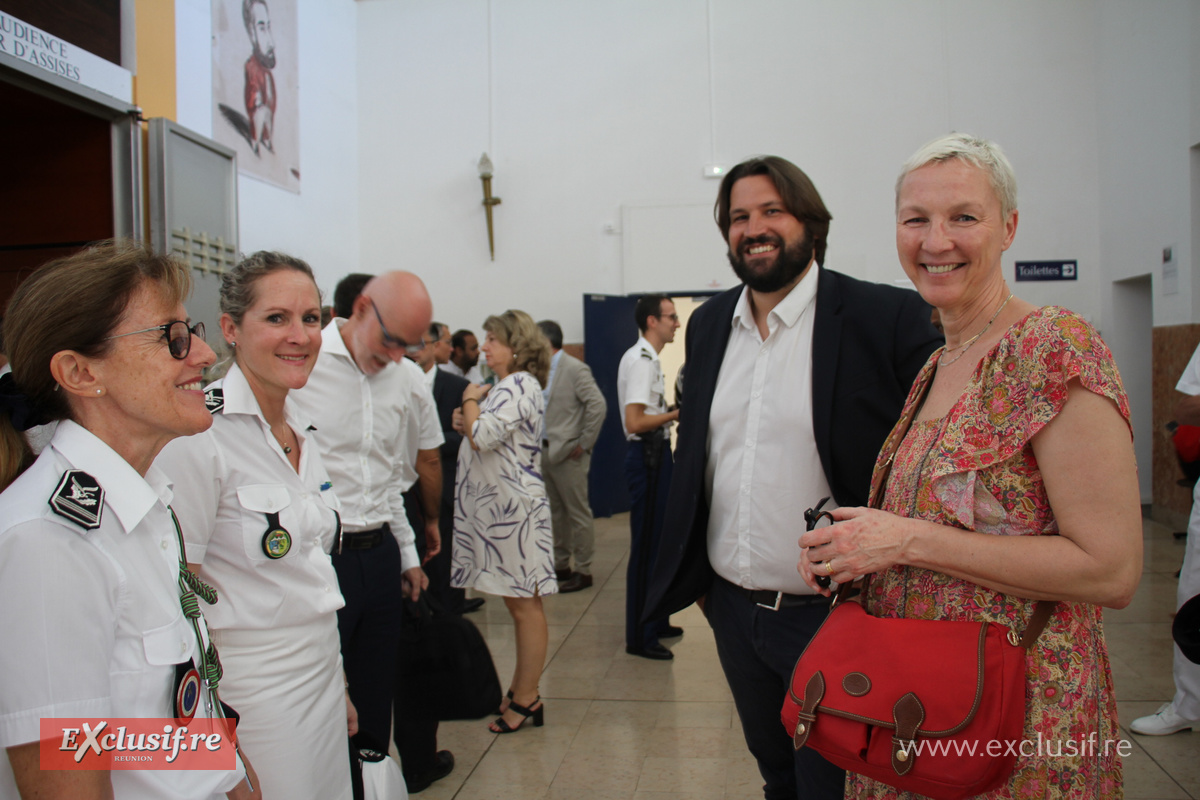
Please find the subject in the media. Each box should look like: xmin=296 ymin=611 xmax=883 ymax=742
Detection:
xmin=645 ymin=156 xmax=942 ymax=800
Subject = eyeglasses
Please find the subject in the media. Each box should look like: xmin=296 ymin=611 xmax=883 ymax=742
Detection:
xmin=368 ymin=298 xmax=425 ymax=356
xmin=659 ymin=313 xmax=680 ymax=323
xmin=105 ymin=320 xmax=205 ymax=360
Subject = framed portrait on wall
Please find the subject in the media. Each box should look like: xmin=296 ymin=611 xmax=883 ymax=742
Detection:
xmin=212 ymin=0 xmax=300 ymax=192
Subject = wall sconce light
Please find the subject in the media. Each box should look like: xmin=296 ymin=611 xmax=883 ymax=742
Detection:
xmin=478 ymin=152 xmax=501 ymax=261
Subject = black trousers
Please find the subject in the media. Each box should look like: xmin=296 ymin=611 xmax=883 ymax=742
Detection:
xmin=393 ymin=490 xmax=441 ymax=778
xmin=625 ymin=439 xmax=674 ymax=649
xmin=332 ymin=530 xmax=404 ymax=748
xmin=706 ymin=576 xmax=844 ymax=800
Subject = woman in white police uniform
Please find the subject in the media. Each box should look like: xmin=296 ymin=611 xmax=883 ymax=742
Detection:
xmin=156 ymin=252 xmax=354 ymax=799
xmin=0 ymin=241 xmax=257 ymax=799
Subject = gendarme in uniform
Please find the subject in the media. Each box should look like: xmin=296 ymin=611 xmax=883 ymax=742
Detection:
xmin=0 ymin=420 xmax=245 ymax=799
xmin=155 ymin=361 xmax=350 ymax=800
xmin=616 ymin=335 xmax=674 ymax=654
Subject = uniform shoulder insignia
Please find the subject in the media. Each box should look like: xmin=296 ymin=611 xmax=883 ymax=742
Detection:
xmin=48 ymin=470 xmax=105 ymax=530
xmin=640 ymin=352 xmax=654 ymax=360
xmin=205 ymin=387 xmax=224 ymax=414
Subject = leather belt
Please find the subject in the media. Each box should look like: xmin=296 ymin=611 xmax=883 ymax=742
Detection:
xmin=337 ymin=524 xmax=389 ymax=553
xmin=720 ymin=577 xmax=832 ymax=611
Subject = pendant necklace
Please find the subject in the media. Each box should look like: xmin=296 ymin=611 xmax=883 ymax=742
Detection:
xmin=940 ymin=293 xmax=1013 ymax=367
xmin=271 ymin=425 xmax=293 ymax=454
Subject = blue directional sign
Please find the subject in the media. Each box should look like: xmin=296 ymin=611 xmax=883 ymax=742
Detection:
xmin=1015 ymin=261 xmax=1077 ymax=281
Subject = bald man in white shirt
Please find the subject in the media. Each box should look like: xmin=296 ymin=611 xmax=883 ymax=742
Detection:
xmin=290 ymin=271 xmax=434 ymax=758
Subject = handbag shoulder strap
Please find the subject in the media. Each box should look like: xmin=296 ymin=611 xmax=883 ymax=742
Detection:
xmin=1018 ymin=600 xmax=1058 ymax=648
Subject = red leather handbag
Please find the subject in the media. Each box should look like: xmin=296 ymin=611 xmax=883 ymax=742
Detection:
xmin=780 ymin=503 xmax=1056 ymax=800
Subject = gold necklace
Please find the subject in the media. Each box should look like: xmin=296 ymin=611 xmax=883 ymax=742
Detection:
xmin=270 ymin=424 xmax=294 ymax=454
xmin=940 ymin=293 xmax=1013 ymax=367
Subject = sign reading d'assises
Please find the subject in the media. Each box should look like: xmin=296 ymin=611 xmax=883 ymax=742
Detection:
xmin=0 ymin=11 xmax=131 ymax=103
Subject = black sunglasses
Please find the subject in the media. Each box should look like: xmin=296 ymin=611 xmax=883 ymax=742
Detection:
xmin=105 ymin=320 xmax=206 ymax=360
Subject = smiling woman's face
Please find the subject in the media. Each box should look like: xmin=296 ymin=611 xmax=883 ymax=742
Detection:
xmin=222 ymin=268 xmax=323 ymax=396
xmin=895 ymin=158 xmax=1017 ymax=314
xmin=93 ymin=282 xmax=216 ymax=451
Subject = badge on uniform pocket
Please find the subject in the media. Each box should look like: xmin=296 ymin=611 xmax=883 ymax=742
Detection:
xmin=261 ymin=511 xmax=292 ymax=558
xmin=173 ymin=660 xmax=201 ymax=725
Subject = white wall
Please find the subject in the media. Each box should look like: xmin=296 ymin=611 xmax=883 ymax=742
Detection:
xmin=175 ymin=0 xmax=360 ymax=299
xmin=168 ymin=1 xmax=1198 ymax=345
xmin=353 ymin=0 xmax=1200 ymax=343
xmin=1097 ymin=0 xmax=1195 ymax=328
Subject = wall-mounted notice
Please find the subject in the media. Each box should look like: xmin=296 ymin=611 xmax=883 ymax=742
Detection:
xmin=1015 ymin=260 xmax=1077 ymax=282
xmin=0 ymin=11 xmax=132 ymax=102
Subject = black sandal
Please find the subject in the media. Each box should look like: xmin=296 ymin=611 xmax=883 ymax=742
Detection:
xmin=489 ymin=696 xmax=544 ymax=734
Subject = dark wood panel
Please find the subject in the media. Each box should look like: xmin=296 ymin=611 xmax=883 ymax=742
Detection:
xmin=0 ymin=78 xmax=114 ymax=312
xmin=0 ymin=0 xmax=122 ymax=65
xmin=1152 ymin=324 xmax=1200 ymax=519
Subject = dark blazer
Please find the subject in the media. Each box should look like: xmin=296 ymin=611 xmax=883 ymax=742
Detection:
xmin=644 ymin=267 xmax=942 ymax=621
xmin=432 ymin=368 xmax=471 ymax=516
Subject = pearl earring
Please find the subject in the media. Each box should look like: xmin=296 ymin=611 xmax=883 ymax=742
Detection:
xmin=96 ymin=389 xmax=103 ymax=395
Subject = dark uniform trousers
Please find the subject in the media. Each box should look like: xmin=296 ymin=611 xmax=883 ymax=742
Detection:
xmin=624 ymin=437 xmax=674 ymax=650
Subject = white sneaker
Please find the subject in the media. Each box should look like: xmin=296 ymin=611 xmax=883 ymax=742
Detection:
xmin=1130 ymin=703 xmax=1200 ymax=736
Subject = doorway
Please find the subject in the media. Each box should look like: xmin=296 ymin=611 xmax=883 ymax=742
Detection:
xmin=0 ymin=78 xmax=117 ymax=309
xmin=1110 ymin=275 xmax=1153 ymax=503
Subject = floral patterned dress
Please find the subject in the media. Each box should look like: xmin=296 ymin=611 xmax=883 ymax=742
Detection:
xmin=847 ymin=307 xmax=1130 ymax=800
xmin=451 ymin=371 xmax=557 ymax=597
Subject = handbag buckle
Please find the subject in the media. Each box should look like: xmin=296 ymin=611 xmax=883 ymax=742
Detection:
xmin=757 ymin=592 xmax=783 ymax=611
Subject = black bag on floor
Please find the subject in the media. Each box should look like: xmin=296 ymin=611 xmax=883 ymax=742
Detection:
xmin=396 ymin=594 xmax=502 ymax=721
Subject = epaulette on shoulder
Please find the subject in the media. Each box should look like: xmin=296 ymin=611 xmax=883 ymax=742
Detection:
xmin=640 ymin=351 xmax=654 ymax=360
xmin=48 ymin=469 xmax=105 ymax=531
xmin=205 ymin=387 xmax=225 ymax=415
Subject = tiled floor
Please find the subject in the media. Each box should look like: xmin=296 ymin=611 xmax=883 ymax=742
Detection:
xmin=404 ymin=515 xmax=1198 ymax=799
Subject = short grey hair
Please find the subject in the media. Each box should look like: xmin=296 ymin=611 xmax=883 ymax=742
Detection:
xmin=896 ymin=133 xmax=1018 ymax=219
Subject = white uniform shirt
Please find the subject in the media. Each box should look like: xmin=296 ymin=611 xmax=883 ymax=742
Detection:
xmin=396 ymin=356 xmax=445 ymax=489
xmin=440 ymin=361 xmax=485 ymax=384
xmin=1178 ymin=344 xmax=1200 ymax=396
xmin=288 ymin=320 xmax=420 ymax=569
xmin=617 ymin=336 xmax=668 ymax=441
xmin=0 ymin=421 xmax=244 ymax=799
xmin=705 ymin=265 xmax=835 ymax=595
xmin=155 ymin=363 xmax=344 ymax=631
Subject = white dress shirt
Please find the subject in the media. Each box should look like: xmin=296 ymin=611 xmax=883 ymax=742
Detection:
xmin=617 ymin=336 xmax=668 ymax=441
xmin=289 ymin=319 xmax=421 ymax=569
xmin=396 ymin=356 xmax=445 ymax=489
xmin=706 ymin=265 xmax=835 ymax=594
xmin=156 ymin=363 xmax=345 ymax=631
xmin=0 ymin=421 xmax=244 ymax=799
xmin=440 ymin=361 xmax=485 ymax=384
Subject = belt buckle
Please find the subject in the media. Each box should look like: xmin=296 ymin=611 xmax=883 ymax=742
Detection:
xmin=756 ymin=591 xmax=783 ymax=611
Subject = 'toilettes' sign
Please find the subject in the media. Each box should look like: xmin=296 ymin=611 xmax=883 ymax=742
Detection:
xmin=0 ymin=11 xmax=132 ymax=103
xmin=1015 ymin=261 xmax=1078 ymax=282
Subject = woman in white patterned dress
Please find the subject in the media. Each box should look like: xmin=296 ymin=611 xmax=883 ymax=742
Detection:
xmin=452 ymin=309 xmax=555 ymax=734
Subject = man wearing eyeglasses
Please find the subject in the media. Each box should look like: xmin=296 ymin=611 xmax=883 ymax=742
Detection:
xmin=617 ymin=294 xmax=682 ymax=660
xmin=290 ymin=271 xmax=444 ymax=780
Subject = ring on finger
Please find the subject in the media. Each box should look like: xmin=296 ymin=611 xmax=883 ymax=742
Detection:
xmin=823 ymin=560 xmax=835 ymax=576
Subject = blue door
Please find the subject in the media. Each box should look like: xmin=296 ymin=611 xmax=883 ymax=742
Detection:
xmin=583 ymin=294 xmax=640 ymax=517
